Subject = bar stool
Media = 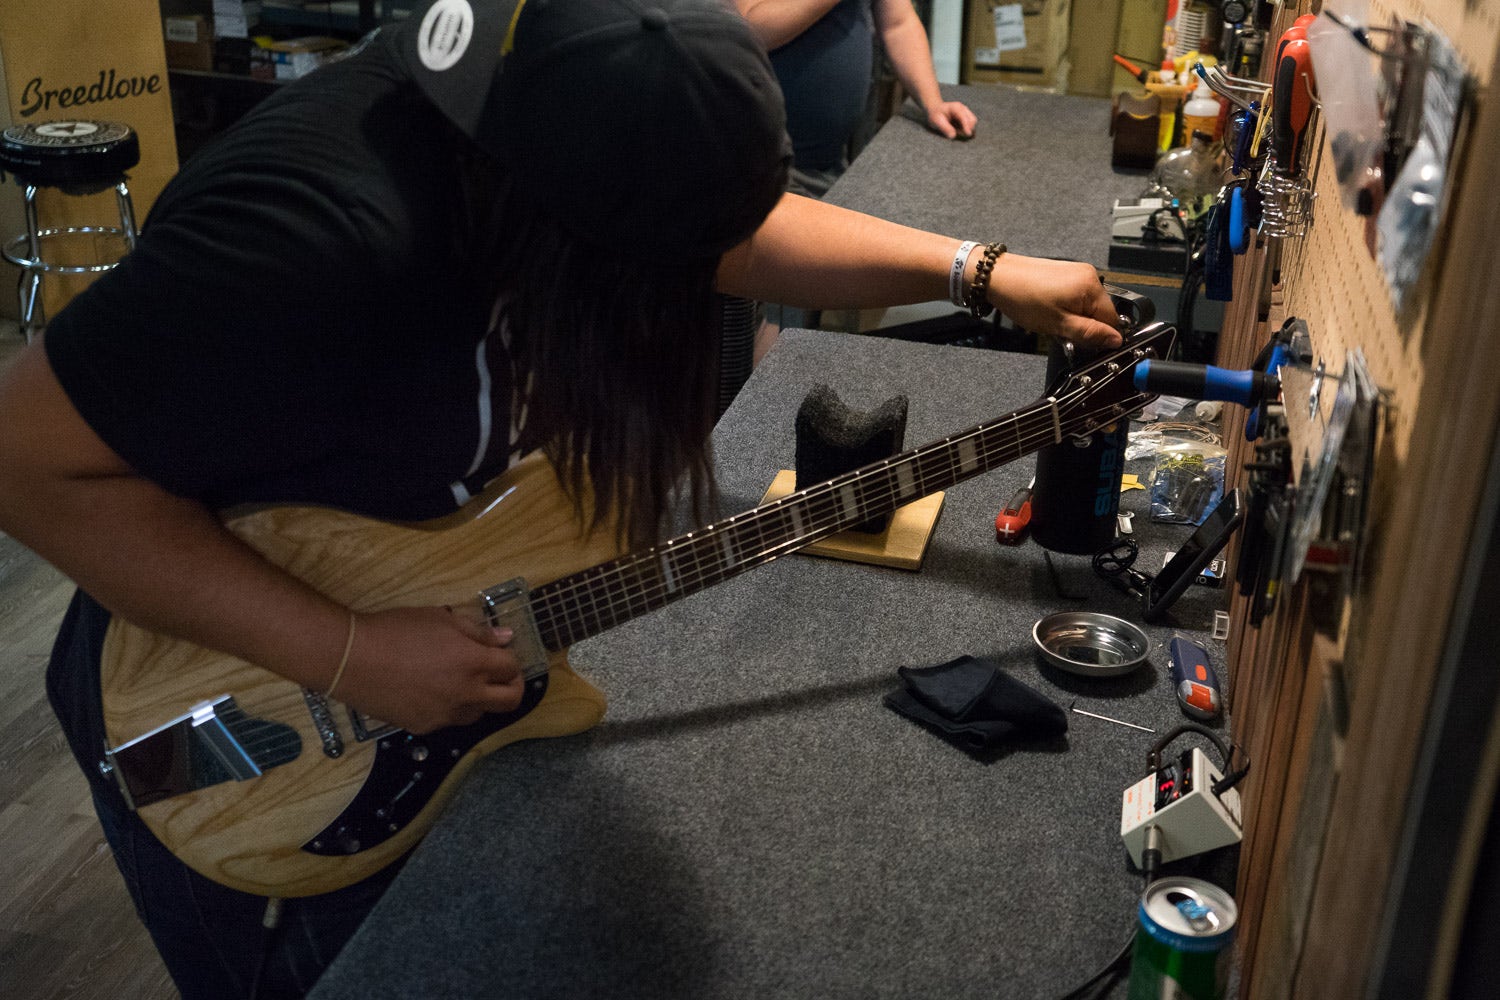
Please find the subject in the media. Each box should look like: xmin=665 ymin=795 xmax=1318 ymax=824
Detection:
xmin=0 ymin=119 xmax=140 ymax=343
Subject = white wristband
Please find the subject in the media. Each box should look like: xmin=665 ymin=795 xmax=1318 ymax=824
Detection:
xmin=949 ymin=240 xmax=979 ymax=307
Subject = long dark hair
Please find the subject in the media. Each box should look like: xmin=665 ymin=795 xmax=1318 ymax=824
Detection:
xmin=458 ymin=149 xmax=723 ymax=549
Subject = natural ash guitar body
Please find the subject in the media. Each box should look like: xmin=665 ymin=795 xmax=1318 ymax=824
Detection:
xmin=100 ymin=453 xmax=617 ymax=898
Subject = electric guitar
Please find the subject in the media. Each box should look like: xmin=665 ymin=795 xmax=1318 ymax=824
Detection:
xmin=98 ymin=319 xmax=1174 ymax=897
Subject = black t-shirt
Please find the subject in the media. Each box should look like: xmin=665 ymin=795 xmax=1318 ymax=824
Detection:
xmin=43 ymin=28 xmax=521 ymax=797
xmin=47 ymin=27 xmax=517 ymax=521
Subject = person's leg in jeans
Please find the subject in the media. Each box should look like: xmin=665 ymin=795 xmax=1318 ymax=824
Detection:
xmin=94 ymin=787 xmax=403 ymax=999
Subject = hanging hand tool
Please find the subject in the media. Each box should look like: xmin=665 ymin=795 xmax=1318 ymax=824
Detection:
xmin=1132 ymin=359 xmax=1279 ymax=407
xmin=1272 ymin=37 xmax=1317 ymax=176
xmin=1271 ymin=23 xmax=1309 ymax=72
xmin=1227 ymin=181 xmax=1261 ymax=253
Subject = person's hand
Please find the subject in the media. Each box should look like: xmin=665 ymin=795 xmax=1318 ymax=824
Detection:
xmin=331 ymin=606 xmax=525 ymax=734
xmin=986 ymin=253 xmax=1123 ymax=350
xmin=925 ymin=100 xmax=978 ymax=140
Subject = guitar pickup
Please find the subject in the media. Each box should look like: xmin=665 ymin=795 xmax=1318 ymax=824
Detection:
xmin=478 ymin=578 xmax=550 ymax=681
xmin=99 ymin=696 xmax=300 ymax=810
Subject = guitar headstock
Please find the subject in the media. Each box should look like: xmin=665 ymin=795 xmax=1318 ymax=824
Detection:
xmin=1049 ymin=321 xmax=1177 ymax=439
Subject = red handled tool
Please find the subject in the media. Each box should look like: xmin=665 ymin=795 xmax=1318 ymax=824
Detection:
xmin=1272 ymin=36 xmax=1316 ymax=175
xmin=1113 ymin=54 xmax=1151 ymax=84
xmin=994 ymin=478 xmax=1034 ymax=544
xmin=1272 ymin=23 xmax=1307 ymax=69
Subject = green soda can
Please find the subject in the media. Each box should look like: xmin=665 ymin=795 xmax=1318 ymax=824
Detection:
xmin=1128 ymin=877 xmax=1237 ymax=999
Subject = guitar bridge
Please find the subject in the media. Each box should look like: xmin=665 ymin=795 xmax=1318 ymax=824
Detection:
xmin=478 ymin=578 xmax=549 ymax=680
xmin=99 ymin=696 xmax=301 ymax=810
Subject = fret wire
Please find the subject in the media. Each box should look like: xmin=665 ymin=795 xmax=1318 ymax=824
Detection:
xmin=581 ymin=565 xmax=606 ymax=640
xmin=533 ymin=390 xmax=1114 ymax=645
xmin=675 ymin=532 xmax=714 ymax=596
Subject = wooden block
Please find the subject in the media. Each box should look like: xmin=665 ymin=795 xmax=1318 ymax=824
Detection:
xmin=758 ymin=470 xmax=944 ymax=571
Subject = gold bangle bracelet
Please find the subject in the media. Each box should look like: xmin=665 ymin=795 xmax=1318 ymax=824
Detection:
xmin=325 ymin=610 xmax=357 ymax=699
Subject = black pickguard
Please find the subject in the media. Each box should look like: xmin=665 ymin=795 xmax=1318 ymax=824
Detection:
xmin=303 ymin=674 xmax=550 ymax=857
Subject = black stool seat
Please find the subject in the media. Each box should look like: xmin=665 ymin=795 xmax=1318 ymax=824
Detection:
xmin=1 ymin=119 xmax=142 ymax=343
xmin=0 ymin=120 xmax=140 ymax=195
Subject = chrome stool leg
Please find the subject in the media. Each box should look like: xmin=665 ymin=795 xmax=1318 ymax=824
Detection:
xmin=18 ymin=184 xmax=44 ymax=345
xmin=114 ymin=180 xmax=139 ymax=251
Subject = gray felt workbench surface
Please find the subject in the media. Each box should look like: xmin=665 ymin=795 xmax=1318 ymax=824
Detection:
xmin=823 ymin=84 xmax=1147 ymax=267
xmin=311 ymin=330 xmax=1233 ymax=1000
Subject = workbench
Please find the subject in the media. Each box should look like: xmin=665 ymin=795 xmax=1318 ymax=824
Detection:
xmin=309 ymin=330 xmax=1235 ymax=1000
xmin=822 ymin=84 xmax=1211 ymax=337
xmin=824 ymin=84 xmax=1144 ymax=268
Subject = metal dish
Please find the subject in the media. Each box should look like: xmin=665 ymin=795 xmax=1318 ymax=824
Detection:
xmin=1032 ymin=611 xmax=1151 ymax=677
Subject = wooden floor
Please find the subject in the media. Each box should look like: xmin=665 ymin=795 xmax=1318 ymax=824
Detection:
xmin=0 ymin=322 xmax=178 ymax=999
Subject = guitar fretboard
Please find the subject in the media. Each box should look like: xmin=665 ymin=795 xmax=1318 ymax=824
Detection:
xmin=513 ymin=324 xmax=1167 ymax=651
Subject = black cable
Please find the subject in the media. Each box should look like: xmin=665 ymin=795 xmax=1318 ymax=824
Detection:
xmin=1055 ymin=822 xmax=1164 ymax=1000
xmin=1055 ymin=930 xmax=1136 ymax=1000
xmin=247 ymin=897 xmax=284 ymax=1000
xmin=1146 ymin=724 xmax=1252 ymax=797
xmin=1149 ymin=723 xmax=1229 ymax=772
xmin=1092 ymin=539 xmax=1151 ymax=599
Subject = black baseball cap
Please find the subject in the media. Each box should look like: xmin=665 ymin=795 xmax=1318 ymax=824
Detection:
xmin=399 ymin=0 xmax=791 ymax=259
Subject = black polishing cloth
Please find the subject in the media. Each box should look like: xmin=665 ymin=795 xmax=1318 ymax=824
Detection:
xmin=885 ymin=656 xmax=1067 ymax=752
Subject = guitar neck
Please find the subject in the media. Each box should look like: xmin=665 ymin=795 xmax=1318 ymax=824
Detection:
xmin=526 ymin=395 xmax=1069 ymax=651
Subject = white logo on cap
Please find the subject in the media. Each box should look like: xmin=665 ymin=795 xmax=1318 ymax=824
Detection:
xmin=418 ymin=0 xmax=474 ymax=71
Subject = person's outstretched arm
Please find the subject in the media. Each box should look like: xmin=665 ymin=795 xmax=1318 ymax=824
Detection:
xmin=717 ymin=192 xmax=1122 ymax=349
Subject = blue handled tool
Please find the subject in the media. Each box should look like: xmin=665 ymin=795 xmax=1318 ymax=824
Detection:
xmin=1168 ymin=637 xmax=1223 ymax=720
xmin=1228 ymin=185 xmax=1250 ymax=254
xmin=1133 ymin=360 xmax=1279 ymax=406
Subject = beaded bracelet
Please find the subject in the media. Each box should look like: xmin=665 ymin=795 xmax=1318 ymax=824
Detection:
xmin=964 ymin=241 xmax=1007 ymax=319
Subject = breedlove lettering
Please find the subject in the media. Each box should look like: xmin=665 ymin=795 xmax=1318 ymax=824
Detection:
xmin=17 ymin=69 xmax=164 ymax=118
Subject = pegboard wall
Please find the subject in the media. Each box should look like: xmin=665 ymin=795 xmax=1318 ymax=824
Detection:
xmin=1279 ymin=0 xmax=1497 ymax=465
xmin=1224 ymin=6 xmax=1500 ymax=995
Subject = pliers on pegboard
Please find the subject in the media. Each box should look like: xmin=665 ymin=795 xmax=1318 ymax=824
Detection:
xmin=1238 ymin=421 xmax=1293 ymax=627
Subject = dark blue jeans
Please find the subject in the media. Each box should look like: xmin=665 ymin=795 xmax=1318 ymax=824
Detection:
xmin=94 ymin=787 xmax=404 ymax=999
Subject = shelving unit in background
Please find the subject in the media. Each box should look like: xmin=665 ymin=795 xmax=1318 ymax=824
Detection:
xmin=159 ymin=1 xmax=412 ymax=158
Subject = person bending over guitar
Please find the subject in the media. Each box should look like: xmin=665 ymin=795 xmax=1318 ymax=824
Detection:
xmin=0 ymin=0 xmax=1119 ymax=996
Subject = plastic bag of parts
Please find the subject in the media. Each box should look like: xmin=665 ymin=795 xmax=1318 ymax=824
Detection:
xmin=1150 ymin=437 xmax=1226 ymax=525
xmin=1306 ymin=7 xmax=1385 ymax=214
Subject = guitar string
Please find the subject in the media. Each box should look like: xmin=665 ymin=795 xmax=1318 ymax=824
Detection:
xmin=534 ymin=367 xmax=1146 ymax=648
xmin=535 ymin=376 xmax=1138 ymax=646
xmin=538 ymin=406 xmax=1059 ymax=647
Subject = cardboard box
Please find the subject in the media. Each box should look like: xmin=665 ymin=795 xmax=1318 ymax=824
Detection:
xmin=164 ymin=14 xmax=210 ymax=44
xmin=965 ymin=0 xmax=1072 ymax=86
xmin=1066 ymin=1 xmax=1123 ymax=96
xmin=250 ymin=36 xmax=347 ymax=81
xmin=164 ymin=15 xmax=215 ymax=72
xmin=213 ymin=1 xmax=263 ymax=39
